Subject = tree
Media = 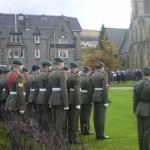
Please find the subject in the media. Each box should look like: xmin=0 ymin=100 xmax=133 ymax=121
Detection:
xmin=81 ymin=24 xmax=121 ymax=71
xmin=98 ymin=24 xmax=109 ymax=49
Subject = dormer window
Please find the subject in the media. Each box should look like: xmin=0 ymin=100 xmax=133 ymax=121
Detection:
xmin=34 ymin=35 xmax=40 ymax=44
xmin=58 ymin=35 xmax=68 ymax=44
xmin=18 ymin=15 xmax=24 ymax=21
xmin=10 ymin=34 xmax=22 ymax=43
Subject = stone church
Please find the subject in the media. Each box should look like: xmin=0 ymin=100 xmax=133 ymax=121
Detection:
xmin=0 ymin=14 xmax=82 ymax=69
xmin=118 ymin=0 xmax=150 ymax=69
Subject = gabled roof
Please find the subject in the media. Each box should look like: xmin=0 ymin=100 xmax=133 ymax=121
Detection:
xmin=0 ymin=13 xmax=82 ymax=31
xmin=105 ymin=28 xmax=128 ymax=51
xmin=117 ymin=30 xmax=131 ymax=54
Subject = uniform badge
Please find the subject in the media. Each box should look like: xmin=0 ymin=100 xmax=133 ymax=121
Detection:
xmin=18 ymin=83 xmax=24 ymax=87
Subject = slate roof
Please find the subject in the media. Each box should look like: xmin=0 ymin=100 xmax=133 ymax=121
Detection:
xmin=0 ymin=13 xmax=82 ymax=31
xmin=105 ymin=28 xmax=128 ymax=52
xmin=117 ymin=30 xmax=131 ymax=54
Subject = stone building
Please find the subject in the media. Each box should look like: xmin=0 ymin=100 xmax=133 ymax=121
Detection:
xmin=0 ymin=13 xmax=82 ymax=69
xmin=118 ymin=0 xmax=150 ymax=69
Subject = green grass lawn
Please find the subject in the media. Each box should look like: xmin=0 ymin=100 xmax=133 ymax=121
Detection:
xmin=0 ymin=89 xmax=138 ymax=150
xmin=110 ymin=80 xmax=135 ymax=87
xmin=82 ymin=89 xmax=138 ymax=150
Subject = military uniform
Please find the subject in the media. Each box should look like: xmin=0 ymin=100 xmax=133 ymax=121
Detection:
xmin=134 ymin=67 xmax=150 ymax=150
xmin=26 ymin=65 xmax=40 ymax=117
xmin=67 ymin=62 xmax=82 ymax=144
xmin=49 ymin=58 xmax=68 ymax=133
xmin=0 ymin=68 xmax=10 ymax=106
xmin=5 ymin=59 xmax=26 ymax=112
xmin=0 ymin=67 xmax=10 ymax=121
xmin=90 ymin=62 xmax=108 ymax=139
xmin=80 ymin=67 xmax=92 ymax=135
xmin=36 ymin=61 xmax=51 ymax=131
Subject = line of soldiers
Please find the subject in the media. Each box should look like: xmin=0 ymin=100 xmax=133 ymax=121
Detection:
xmin=0 ymin=58 xmax=110 ymax=144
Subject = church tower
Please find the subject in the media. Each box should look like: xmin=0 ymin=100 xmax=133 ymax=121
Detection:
xmin=129 ymin=0 xmax=150 ymax=68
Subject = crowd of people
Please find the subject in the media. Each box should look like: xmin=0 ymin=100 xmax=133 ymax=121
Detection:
xmin=0 ymin=58 xmax=109 ymax=146
xmin=109 ymin=69 xmax=143 ymax=83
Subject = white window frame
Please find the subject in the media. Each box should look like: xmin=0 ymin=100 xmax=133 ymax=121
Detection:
xmin=58 ymin=49 xmax=68 ymax=58
xmin=34 ymin=35 xmax=40 ymax=44
xmin=58 ymin=35 xmax=68 ymax=44
xmin=10 ymin=34 xmax=22 ymax=43
xmin=8 ymin=48 xmax=24 ymax=58
xmin=35 ymin=48 xmax=40 ymax=58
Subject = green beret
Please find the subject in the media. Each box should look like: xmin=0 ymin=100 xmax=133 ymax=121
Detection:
xmin=83 ymin=66 xmax=91 ymax=73
xmin=95 ymin=62 xmax=105 ymax=68
xmin=13 ymin=59 xmax=23 ymax=65
xmin=70 ymin=62 xmax=79 ymax=69
xmin=42 ymin=60 xmax=52 ymax=67
xmin=23 ymin=67 xmax=28 ymax=72
xmin=54 ymin=57 xmax=64 ymax=63
xmin=32 ymin=64 xmax=41 ymax=71
xmin=2 ymin=67 xmax=10 ymax=73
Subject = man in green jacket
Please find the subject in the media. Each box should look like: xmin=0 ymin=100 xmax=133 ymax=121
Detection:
xmin=26 ymin=64 xmax=40 ymax=117
xmin=49 ymin=57 xmax=68 ymax=134
xmin=5 ymin=59 xmax=26 ymax=116
xmin=80 ymin=66 xmax=93 ymax=135
xmin=133 ymin=67 xmax=150 ymax=150
xmin=67 ymin=62 xmax=82 ymax=144
xmin=90 ymin=62 xmax=109 ymax=140
xmin=36 ymin=60 xmax=52 ymax=131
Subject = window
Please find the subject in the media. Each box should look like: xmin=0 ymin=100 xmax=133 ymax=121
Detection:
xmin=0 ymin=14 xmax=3 ymax=22
xmin=58 ymin=49 xmax=68 ymax=58
xmin=18 ymin=15 xmax=24 ymax=21
xmin=34 ymin=35 xmax=40 ymax=44
xmin=10 ymin=34 xmax=22 ymax=43
xmin=58 ymin=35 xmax=68 ymax=44
xmin=8 ymin=48 xmax=24 ymax=58
xmin=35 ymin=49 xmax=40 ymax=58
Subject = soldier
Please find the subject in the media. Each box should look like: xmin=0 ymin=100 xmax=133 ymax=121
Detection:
xmin=80 ymin=66 xmax=93 ymax=135
xmin=0 ymin=67 xmax=10 ymax=121
xmin=133 ymin=67 xmax=150 ymax=150
xmin=67 ymin=62 xmax=82 ymax=144
xmin=90 ymin=62 xmax=109 ymax=139
xmin=22 ymin=67 xmax=29 ymax=80
xmin=0 ymin=67 xmax=10 ymax=106
xmin=36 ymin=60 xmax=52 ymax=131
xmin=49 ymin=57 xmax=68 ymax=134
xmin=5 ymin=59 xmax=26 ymax=115
xmin=26 ymin=64 xmax=41 ymax=117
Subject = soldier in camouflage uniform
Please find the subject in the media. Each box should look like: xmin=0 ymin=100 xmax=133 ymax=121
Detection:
xmin=133 ymin=67 xmax=150 ymax=150
xmin=80 ymin=66 xmax=93 ymax=135
xmin=49 ymin=58 xmax=68 ymax=134
xmin=90 ymin=62 xmax=109 ymax=139
xmin=5 ymin=59 xmax=26 ymax=115
xmin=26 ymin=64 xmax=41 ymax=117
xmin=67 ymin=62 xmax=82 ymax=144
xmin=36 ymin=61 xmax=52 ymax=131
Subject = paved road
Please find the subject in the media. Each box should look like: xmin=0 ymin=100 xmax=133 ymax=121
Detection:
xmin=110 ymin=87 xmax=133 ymax=90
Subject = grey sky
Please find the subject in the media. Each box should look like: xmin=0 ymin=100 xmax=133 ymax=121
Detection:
xmin=0 ymin=0 xmax=131 ymax=30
